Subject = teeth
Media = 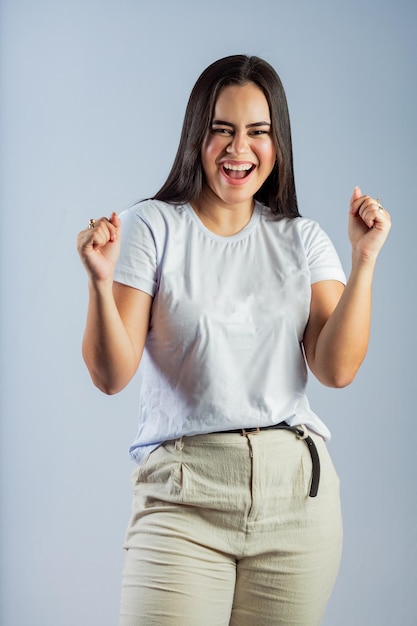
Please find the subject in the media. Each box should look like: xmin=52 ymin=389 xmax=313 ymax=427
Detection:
xmin=223 ymin=162 xmax=253 ymax=171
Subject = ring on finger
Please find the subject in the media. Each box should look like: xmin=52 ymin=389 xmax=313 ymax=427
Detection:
xmin=376 ymin=199 xmax=385 ymax=212
xmin=88 ymin=219 xmax=96 ymax=229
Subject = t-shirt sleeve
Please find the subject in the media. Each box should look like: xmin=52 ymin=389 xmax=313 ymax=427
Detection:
xmin=300 ymin=219 xmax=346 ymax=285
xmin=113 ymin=205 xmax=158 ymax=296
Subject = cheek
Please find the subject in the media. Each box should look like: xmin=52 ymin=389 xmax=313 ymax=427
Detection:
xmin=258 ymin=142 xmax=276 ymax=171
xmin=202 ymin=137 xmax=222 ymax=164
xmin=201 ymin=140 xmax=225 ymax=182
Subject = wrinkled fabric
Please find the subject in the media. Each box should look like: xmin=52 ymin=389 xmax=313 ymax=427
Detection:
xmin=114 ymin=200 xmax=346 ymax=464
xmin=119 ymin=428 xmax=343 ymax=626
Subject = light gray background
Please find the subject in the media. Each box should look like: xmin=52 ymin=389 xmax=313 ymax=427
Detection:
xmin=1 ymin=0 xmax=416 ymax=624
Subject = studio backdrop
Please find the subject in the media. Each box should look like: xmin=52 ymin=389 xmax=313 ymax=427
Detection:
xmin=1 ymin=1 xmax=416 ymax=625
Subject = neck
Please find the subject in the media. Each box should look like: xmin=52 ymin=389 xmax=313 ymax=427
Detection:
xmin=191 ymin=191 xmax=255 ymax=237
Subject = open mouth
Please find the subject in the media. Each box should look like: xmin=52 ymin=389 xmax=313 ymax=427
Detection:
xmin=222 ymin=162 xmax=255 ymax=180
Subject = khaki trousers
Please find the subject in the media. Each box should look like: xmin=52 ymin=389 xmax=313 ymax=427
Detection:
xmin=119 ymin=428 xmax=342 ymax=626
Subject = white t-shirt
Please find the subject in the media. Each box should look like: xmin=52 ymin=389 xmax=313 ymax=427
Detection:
xmin=114 ymin=199 xmax=346 ymax=464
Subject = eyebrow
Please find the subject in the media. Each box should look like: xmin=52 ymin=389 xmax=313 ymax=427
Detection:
xmin=211 ymin=119 xmax=271 ymax=128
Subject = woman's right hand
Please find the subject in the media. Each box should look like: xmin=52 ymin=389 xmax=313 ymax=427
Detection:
xmin=77 ymin=212 xmax=121 ymax=283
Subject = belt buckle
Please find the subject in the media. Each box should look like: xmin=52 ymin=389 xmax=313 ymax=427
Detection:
xmin=241 ymin=427 xmax=261 ymax=436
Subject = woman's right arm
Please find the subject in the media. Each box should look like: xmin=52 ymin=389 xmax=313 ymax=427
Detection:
xmin=77 ymin=212 xmax=152 ymax=395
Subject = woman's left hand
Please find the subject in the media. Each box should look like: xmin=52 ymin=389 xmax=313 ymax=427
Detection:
xmin=348 ymin=186 xmax=391 ymax=261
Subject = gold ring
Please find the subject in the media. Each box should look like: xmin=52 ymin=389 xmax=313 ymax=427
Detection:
xmin=376 ymin=199 xmax=385 ymax=212
xmin=88 ymin=219 xmax=96 ymax=229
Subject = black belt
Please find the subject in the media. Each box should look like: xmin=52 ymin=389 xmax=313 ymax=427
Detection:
xmin=219 ymin=422 xmax=320 ymax=498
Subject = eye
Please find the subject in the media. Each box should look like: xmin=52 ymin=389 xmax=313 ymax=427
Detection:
xmin=249 ymin=129 xmax=270 ymax=136
xmin=211 ymin=127 xmax=233 ymax=135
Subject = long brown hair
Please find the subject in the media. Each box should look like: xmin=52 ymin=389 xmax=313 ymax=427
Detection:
xmin=154 ymin=55 xmax=300 ymax=218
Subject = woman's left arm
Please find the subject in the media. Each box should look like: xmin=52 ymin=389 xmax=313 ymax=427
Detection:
xmin=303 ymin=186 xmax=391 ymax=388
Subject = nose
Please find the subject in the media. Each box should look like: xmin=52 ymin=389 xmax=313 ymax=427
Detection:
xmin=226 ymin=130 xmax=249 ymax=155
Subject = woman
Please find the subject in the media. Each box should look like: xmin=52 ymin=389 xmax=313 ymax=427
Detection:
xmin=77 ymin=55 xmax=391 ymax=625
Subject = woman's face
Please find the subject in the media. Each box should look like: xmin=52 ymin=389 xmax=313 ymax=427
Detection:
xmin=200 ymin=82 xmax=276 ymax=211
